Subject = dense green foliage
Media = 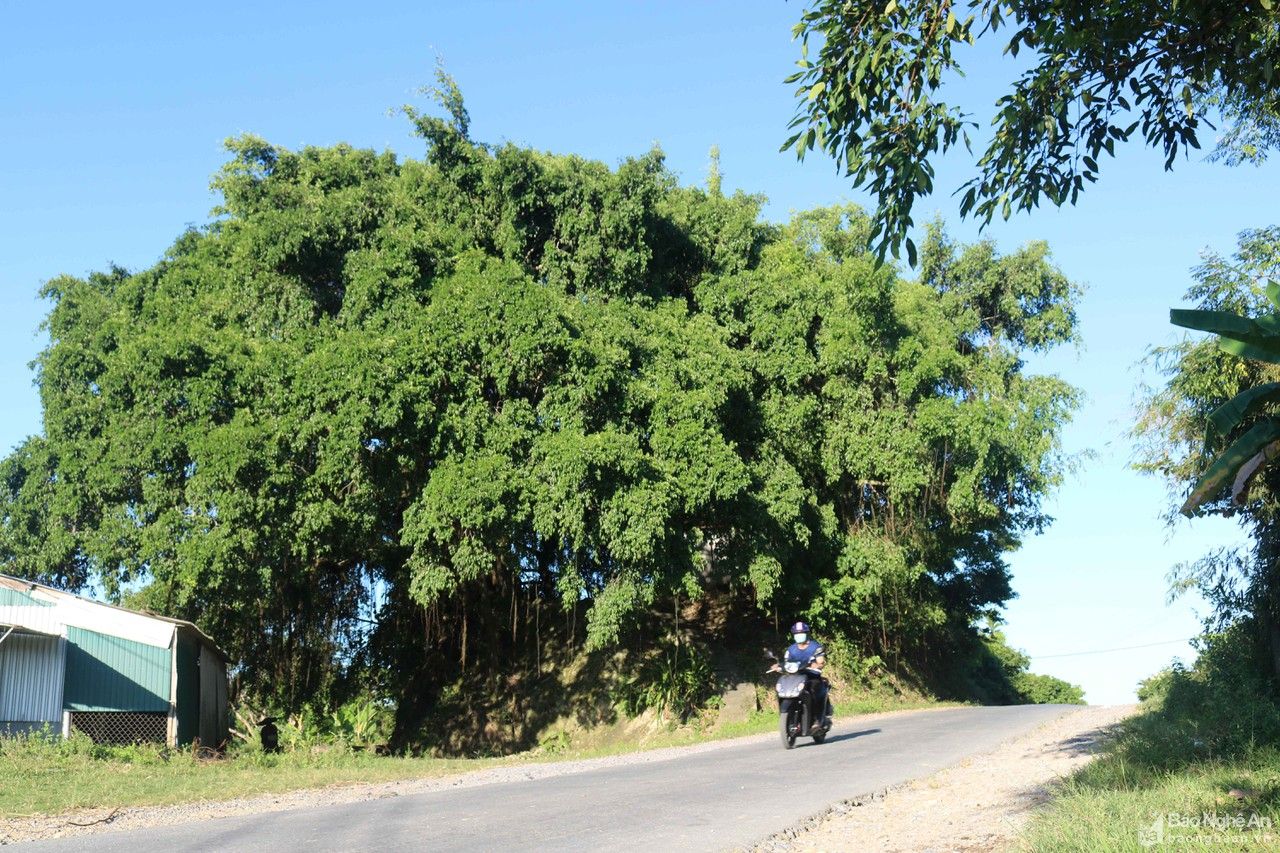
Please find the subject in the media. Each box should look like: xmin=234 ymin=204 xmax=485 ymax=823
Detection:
xmin=940 ymin=627 xmax=1085 ymax=705
xmin=0 ymin=85 xmax=1080 ymax=744
xmin=1133 ymin=624 xmax=1280 ymax=764
xmin=787 ymin=0 xmax=1280 ymax=261
xmin=1138 ymin=227 xmax=1280 ymax=674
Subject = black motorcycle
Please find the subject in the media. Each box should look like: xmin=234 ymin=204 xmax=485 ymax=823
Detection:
xmin=768 ymin=652 xmax=832 ymax=749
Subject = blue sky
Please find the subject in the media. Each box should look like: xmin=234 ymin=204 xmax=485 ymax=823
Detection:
xmin=3 ymin=1 xmax=1273 ymax=703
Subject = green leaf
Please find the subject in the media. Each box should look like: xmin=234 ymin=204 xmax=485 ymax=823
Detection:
xmin=1170 ymin=309 xmax=1280 ymax=359
xmin=1265 ymin=280 xmax=1280 ymax=312
xmin=1182 ymin=419 xmax=1280 ymax=515
xmin=1207 ymin=382 xmax=1280 ymax=446
xmin=1217 ymin=337 xmax=1280 ymax=366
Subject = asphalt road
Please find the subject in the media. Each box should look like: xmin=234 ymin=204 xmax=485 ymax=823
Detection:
xmin=18 ymin=704 xmax=1075 ymax=852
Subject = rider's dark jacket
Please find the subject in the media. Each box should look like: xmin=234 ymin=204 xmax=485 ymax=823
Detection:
xmin=784 ymin=640 xmax=825 ymax=668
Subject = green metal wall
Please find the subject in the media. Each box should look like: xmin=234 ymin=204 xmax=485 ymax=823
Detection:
xmin=63 ymin=626 xmax=171 ymax=712
xmin=175 ymin=631 xmax=200 ymax=744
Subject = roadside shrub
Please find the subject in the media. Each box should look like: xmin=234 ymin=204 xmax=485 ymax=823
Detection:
xmin=819 ymin=634 xmax=885 ymax=687
xmin=1105 ymin=621 xmax=1280 ymax=775
xmin=1022 ymin=622 xmax=1280 ymax=850
xmin=937 ymin=629 xmax=1084 ymax=705
xmin=537 ymin=728 xmax=572 ymax=754
xmin=330 ymin=700 xmax=392 ymax=750
xmin=1136 ymin=664 xmax=1178 ymax=703
xmin=1014 ymin=671 xmax=1086 ymax=705
xmin=615 ymin=640 xmax=717 ymax=722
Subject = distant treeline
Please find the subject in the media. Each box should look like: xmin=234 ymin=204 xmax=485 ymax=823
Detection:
xmin=0 ymin=87 xmax=1082 ymax=741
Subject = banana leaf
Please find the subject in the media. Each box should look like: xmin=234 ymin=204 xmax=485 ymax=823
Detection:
xmin=1232 ymin=441 xmax=1280 ymax=504
xmin=1255 ymin=314 xmax=1280 ymax=335
xmin=1207 ymin=382 xmax=1280 ymax=446
xmin=1183 ymin=418 xmax=1280 ymax=516
xmin=1218 ymin=336 xmax=1280 ymax=365
xmin=1267 ymin=279 xmax=1280 ymax=312
xmin=1170 ymin=308 xmax=1280 ymax=365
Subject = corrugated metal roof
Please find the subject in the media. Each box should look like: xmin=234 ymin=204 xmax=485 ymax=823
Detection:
xmin=0 ymin=622 xmax=60 ymax=638
xmin=0 ymin=597 xmax=63 ymax=639
xmin=0 ymin=587 xmax=52 ymax=607
xmin=0 ymin=574 xmax=227 ymax=660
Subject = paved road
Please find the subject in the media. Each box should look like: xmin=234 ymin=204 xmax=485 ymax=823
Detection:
xmin=19 ymin=704 xmax=1075 ymax=852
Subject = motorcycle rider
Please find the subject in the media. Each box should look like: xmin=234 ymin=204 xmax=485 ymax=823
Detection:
xmin=780 ymin=621 xmax=830 ymax=729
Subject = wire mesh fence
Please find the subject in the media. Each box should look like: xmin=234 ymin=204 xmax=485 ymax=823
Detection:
xmin=69 ymin=711 xmax=167 ymax=745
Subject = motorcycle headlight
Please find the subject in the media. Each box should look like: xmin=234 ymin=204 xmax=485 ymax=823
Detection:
xmin=784 ymin=661 xmax=801 ymax=674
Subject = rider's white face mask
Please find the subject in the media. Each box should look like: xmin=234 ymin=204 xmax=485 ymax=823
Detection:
xmin=794 ymin=633 xmax=807 ymax=644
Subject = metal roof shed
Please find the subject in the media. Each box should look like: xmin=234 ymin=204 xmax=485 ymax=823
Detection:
xmin=0 ymin=575 xmax=228 ymax=748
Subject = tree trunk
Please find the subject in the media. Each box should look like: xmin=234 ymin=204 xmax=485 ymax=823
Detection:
xmin=1265 ymin=608 xmax=1280 ymax=682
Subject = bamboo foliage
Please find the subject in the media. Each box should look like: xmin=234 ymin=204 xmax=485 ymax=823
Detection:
xmin=0 ymin=85 xmax=1082 ymax=730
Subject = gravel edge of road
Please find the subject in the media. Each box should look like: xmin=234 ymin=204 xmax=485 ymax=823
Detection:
xmin=741 ymin=703 xmax=1134 ymax=852
xmin=1 ymin=705 xmax=957 ymax=846
xmin=744 ymin=775 xmax=916 ymax=851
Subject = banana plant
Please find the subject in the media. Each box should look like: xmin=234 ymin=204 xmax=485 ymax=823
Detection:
xmin=1171 ymin=280 xmax=1280 ymax=515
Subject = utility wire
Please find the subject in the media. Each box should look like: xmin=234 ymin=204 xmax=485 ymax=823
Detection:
xmin=1030 ymin=638 xmax=1195 ymax=659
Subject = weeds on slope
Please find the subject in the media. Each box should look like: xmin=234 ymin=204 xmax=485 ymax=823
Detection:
xmin=1021 ymin=624 xmax=1280 ymax=851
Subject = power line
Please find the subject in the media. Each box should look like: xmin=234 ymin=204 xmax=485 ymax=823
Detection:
xmin=1030 ymin=638 xmax=1195 ymax=659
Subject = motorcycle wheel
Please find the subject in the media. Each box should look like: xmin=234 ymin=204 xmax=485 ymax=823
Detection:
xmin=779 ymin=699 xmax=798 ymax=749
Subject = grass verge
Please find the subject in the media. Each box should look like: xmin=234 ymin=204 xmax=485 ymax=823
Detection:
xmin=1021 ymin=624 xmax=1280 ymax=851
xmin=1021 ymin=751 xmax=1280 ymax=851
xmin=0 ymin=737 xmax=511 ymax=818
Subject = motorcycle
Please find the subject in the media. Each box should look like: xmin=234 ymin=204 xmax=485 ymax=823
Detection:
xmin=767 ymin=650 xmax=832 ymax=749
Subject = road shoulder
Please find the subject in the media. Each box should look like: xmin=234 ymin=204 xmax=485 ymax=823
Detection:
xmin=750 ymin=704 xmax=1134 ymax=853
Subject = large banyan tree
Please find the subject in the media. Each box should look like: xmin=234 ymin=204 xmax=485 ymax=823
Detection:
xmin=0 ymin=85 xmax=1080 ymax=739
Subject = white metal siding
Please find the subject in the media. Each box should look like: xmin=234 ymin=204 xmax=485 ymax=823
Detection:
xmin=0 ymin=634 xmax=64 ymax=724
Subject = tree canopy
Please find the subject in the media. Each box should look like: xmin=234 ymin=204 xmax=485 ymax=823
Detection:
xmin=1 ymin=87 xmax=1081 ymax=738
xmin=1137 ymin=227 xmax=1280 ymax=672
xmin=786 ymin=0 xmax=1280 ymax=262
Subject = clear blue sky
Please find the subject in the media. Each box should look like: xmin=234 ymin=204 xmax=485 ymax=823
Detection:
xmin=3 ymin=1 xmax=1272 ymax=704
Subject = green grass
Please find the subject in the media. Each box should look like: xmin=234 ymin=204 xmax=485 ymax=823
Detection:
xmin=1 ymin=690 xmax=958 ymax=819
xmin=1021 ymin=626 xmax=1280 ymax=851
xmin=0 ymin=734 xmax=517 ymax=818
xmin=1020 ymin=750 xmax=1280 ymax=851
